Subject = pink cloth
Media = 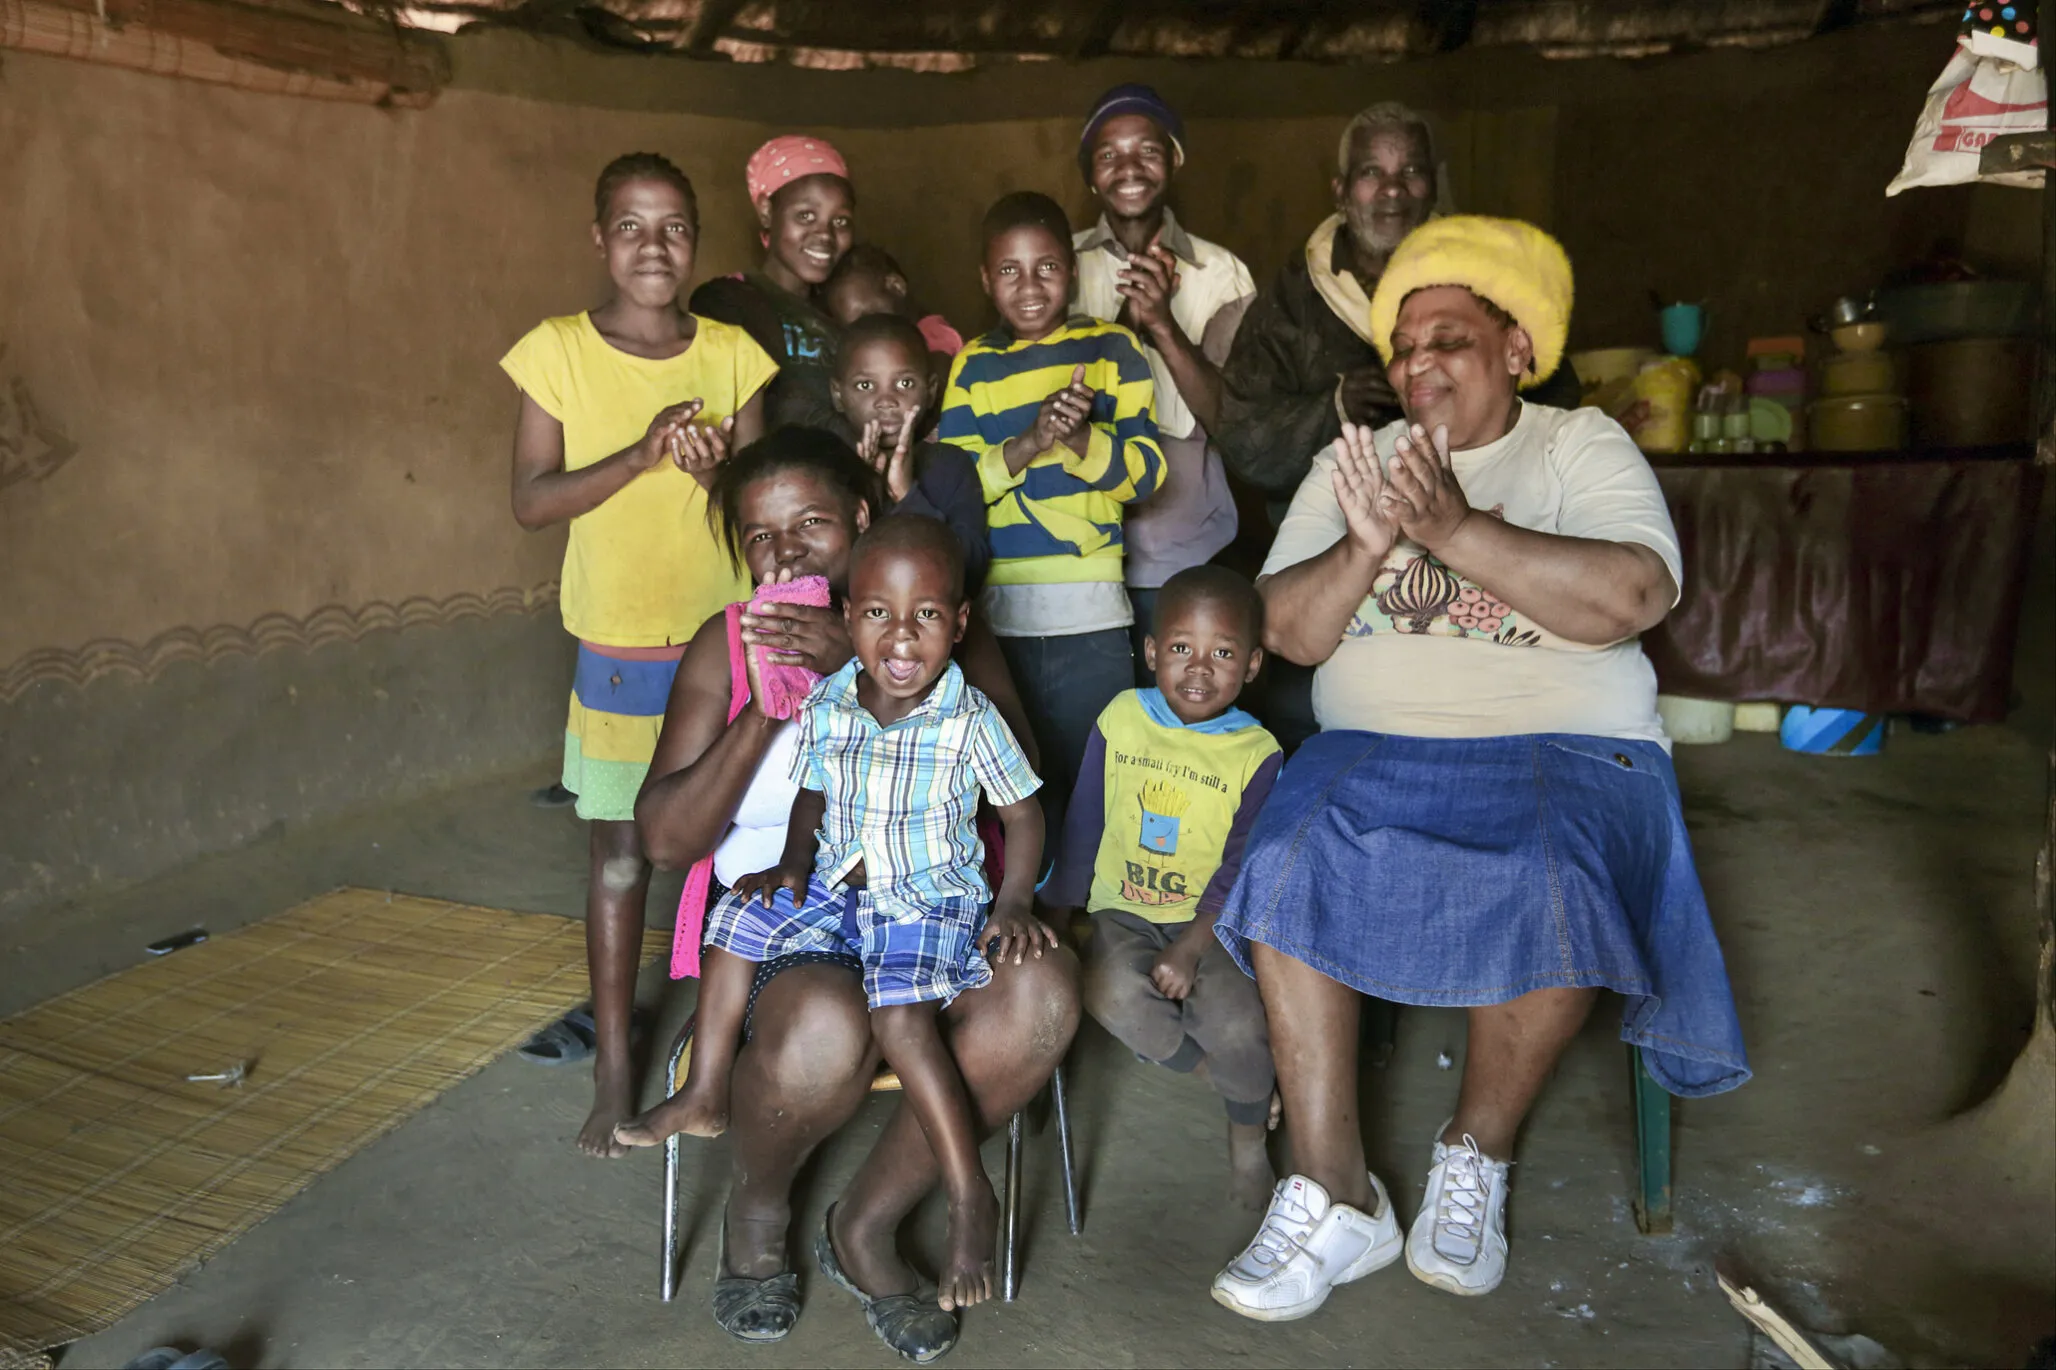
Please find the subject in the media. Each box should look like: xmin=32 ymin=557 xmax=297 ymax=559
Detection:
xmin=668 ymin=575 xmax=832 ymax=979
xmin=745 ymin=136 xmax=850 ymax=206
xmin=749 ymin=574 xmax=833 ymax=718
xmin=917 ymin=313 xmax=965 ymax=357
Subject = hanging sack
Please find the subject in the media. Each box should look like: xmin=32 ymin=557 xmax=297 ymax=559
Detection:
xmin=1886 ymin=22 xmax=2045 ymax=195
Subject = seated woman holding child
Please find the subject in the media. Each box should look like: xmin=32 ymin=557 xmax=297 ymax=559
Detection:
xmin=626 ymin=428 xmax=1078 ymax=1363
xmin=1208 ymin=216 xmax=1750 ymax=1321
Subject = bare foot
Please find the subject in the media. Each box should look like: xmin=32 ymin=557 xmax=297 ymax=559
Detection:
xmin=578 ymin=1053 xmax=634 ymax=1158
xmin=937 ymin=1181 xmax=999 ymax=1311
xmin=614 ymin=1075 xmax=729 ymax=1147
xmin=1228 ymin=1118 xmax=1276 ymax=1210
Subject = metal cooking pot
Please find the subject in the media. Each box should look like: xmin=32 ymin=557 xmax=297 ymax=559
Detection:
xmin=1808 ymin=293 xmax=1875 ymax=333
xmin=1873 ymin=280 xmax=2036 ymax=345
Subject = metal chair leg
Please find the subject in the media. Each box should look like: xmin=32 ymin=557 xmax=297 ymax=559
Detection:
xmin=1051 ymin=1065 xmax=1081 ymax=1236
xmin=659 ymin=1018 xmax=695 ymax=1301
xmin=1632 ymin=1046 xmax=1673 ymax=1235
xmin=661 ymin=1133 xmax=680 ymax=1301
xmin=1000 ymin=1111 xmax=1024 ymax=1302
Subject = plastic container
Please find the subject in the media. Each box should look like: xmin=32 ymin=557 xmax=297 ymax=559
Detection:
xmin=1734 ymin=702 xmax=1783 ymax=733
xmin=1748 ymin=398 xmax=1794 ymax=446
xmin=1658 ymin=695 xmax=1736 ymax=745
xmin=1631 ymin=357 xmax=1699 ymax=454
xmin=1780 ymin=706 xmax=1886 ymax=756
xmin=1747 ymin=335 xmax=1807 ymax=364
xmin=1810 ymin=393 xmax=1908 ymax=451
xmin=1747 ymin=366 xmax=1807 ymax=397
xmin=1819 ymin=350 xmax=1896 ymax=397
xmin=1905 ymin=338 xmax=2034 ymax=447
xmin=1572 ymin=348 xmax=1657 ymax=387
xmin=1660 ymin=303 xmax=1706 ymax=357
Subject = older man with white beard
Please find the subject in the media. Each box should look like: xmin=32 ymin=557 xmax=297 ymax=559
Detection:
xmin=1217 ymin=103 xmax=1579 ymax=505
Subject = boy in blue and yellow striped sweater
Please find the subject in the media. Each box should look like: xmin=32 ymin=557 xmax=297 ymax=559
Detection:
xmin=938 ymin=190 xmax=1164 ymax=836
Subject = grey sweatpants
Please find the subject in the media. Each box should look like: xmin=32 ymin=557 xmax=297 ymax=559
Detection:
xmin=1084 ymin=908 xmax=1275 ymax=1125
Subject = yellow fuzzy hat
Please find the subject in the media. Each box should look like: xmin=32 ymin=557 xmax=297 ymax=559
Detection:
xmin=1367 ymin=215 xmax=1573 ymax=391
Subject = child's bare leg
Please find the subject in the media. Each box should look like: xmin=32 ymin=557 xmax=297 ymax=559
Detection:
xmin=829 ymin=951 xmax=1079 ymax=1302
xmin=617 ymin=947 xmax=754 ymax=1145
xmin=580 ymin=819 xmax=649 ymax=1158
xmin=870 ymin=1002 xmax=998 ymax=1312
xmin=1226 ymin=1109 xmax=1278 ymax=1210
xmin=1186 ymin=936 xmax=1280 ymax=1209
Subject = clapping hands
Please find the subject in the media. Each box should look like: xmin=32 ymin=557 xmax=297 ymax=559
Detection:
xmin=856 ymin=418 xmax=916 ymax=503
xmin=1032 ymin=365 xmax=1095 ymax=457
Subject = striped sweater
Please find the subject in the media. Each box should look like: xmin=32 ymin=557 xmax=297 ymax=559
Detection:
xmin=937 ymin=316 xmax=1164 ymax=587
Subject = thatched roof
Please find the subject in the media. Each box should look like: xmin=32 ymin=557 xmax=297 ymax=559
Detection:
xmin=344 ymin=0 xmax=1964 ymax=70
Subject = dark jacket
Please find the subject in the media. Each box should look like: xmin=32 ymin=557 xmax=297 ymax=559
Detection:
xmin=1216 ymin=246 xmax=1581 ymax=506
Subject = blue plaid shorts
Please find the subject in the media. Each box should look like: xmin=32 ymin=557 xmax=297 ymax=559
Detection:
xmin=704 ymin=874 xmax=992 ymax=1010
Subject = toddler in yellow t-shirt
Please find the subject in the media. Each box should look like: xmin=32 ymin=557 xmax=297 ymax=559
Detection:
xmin=1041 ymin=565 xmax=1284 ymax=1209
xmin=498 ymin=151 xmax=778 ymax=1158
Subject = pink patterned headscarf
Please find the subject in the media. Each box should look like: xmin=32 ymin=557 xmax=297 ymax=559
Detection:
xmin=745 ymin=135 xmax=850 ymax=206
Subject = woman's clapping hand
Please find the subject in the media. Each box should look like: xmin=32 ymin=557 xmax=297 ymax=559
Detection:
xmin=1331 ymin=422 xmax=1399 ymax=563
xmin=671 ymin=412 xmax=734 ymax=489
xmin=1383 ymin=422 xmax=1473 ymax=552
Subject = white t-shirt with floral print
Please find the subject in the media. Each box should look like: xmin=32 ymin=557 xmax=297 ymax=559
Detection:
xmin=1260 ymin=403 xmax=1683 ymax=746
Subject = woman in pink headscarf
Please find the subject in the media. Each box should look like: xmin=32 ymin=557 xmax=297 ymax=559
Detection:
xmin=690 ymin=135 xmax=855 ymax=430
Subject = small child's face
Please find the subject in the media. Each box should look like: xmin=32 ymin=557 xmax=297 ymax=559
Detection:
xmin=847 ymin=545 xmax=968 ymax=710
xmin=981 ymin=225 xmax=1073 ymax=341
xmin=832 ymin=337 xmax=933 ymax=447
xmin=593 ymin=178 xmax=697 ymax=308
xmin=1087 ymin=114 xmax=1175 ymax=222
xmin=1145 ymin=597 xmax=1264 ymax=726
xmin=824 ymin=269 xmax=905 ymax=328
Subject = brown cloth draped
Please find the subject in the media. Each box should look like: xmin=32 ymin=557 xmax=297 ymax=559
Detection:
xmin=1643 ymin=447 xmax=2043 ymax=723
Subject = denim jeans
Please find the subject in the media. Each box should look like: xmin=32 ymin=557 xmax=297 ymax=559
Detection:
xmin=996 ymin=627 xmax=1133 ymax=845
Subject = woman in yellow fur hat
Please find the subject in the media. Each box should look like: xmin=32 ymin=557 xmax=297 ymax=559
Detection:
xmin=1208 ymin=216 xmax=1746 ymax=1319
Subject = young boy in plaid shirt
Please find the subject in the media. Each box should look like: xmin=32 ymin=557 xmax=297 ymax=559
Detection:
xmin=701 ymin=513 xmax=1050 ymax=1313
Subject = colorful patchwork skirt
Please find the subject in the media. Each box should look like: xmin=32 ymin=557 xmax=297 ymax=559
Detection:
xmin=562 ymin=642 xmax=684 ymax=823
xmin=1214 ymin=729 xmax=1750 ymax=1098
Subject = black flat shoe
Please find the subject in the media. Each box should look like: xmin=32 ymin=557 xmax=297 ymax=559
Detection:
xmin=711 ymin=1222 xmax=800 ymax=1343
xmin=814 ymin=1206 xmax=958 ymax=1364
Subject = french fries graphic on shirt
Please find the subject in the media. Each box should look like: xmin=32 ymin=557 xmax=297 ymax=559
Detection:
xmin=1122 ymin=779 xmax=1193 ymax=908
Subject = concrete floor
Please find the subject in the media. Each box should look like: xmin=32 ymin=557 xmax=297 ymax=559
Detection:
xmin=15 ymin=717 xmax=2055 ymax=1369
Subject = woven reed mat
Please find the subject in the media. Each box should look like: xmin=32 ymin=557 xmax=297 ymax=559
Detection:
xmin=0 ymin=888 xmax=666 ymax=1357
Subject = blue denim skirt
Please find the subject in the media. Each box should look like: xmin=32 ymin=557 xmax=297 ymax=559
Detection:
xmin=1214 ymin=730 xmax=1750 ymax=1098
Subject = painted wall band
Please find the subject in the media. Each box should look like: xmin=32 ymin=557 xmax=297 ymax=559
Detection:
xmin=0 ymin=583 xmax=559 ymax=703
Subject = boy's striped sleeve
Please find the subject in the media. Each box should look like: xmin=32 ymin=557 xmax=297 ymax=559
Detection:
xmin=936 ymin=348 xmax=1019 ymax=503
xmin=1098 ymin=327 xmax=1164 ymax=505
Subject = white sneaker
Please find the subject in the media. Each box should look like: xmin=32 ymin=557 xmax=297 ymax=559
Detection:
xmin=1210 ymin=1172 xmax=1403 ymax=1321
xmin=1405 ymin=1130 xmax=1511 ymax=1296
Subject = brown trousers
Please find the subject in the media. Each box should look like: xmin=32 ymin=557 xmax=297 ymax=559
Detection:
xmin=1083 ymin=908 xmax=1275 ymax=1125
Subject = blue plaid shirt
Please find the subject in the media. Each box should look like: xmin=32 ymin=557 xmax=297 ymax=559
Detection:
xmin=790 ymin=659 xmax=1041 ymax=922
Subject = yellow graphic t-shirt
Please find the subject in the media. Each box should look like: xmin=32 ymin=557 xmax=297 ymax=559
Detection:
xmin=500 ymin=312 xmax=777 ymax=648
xmin=1048 ymin=689 xmax=1283 ymax=923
